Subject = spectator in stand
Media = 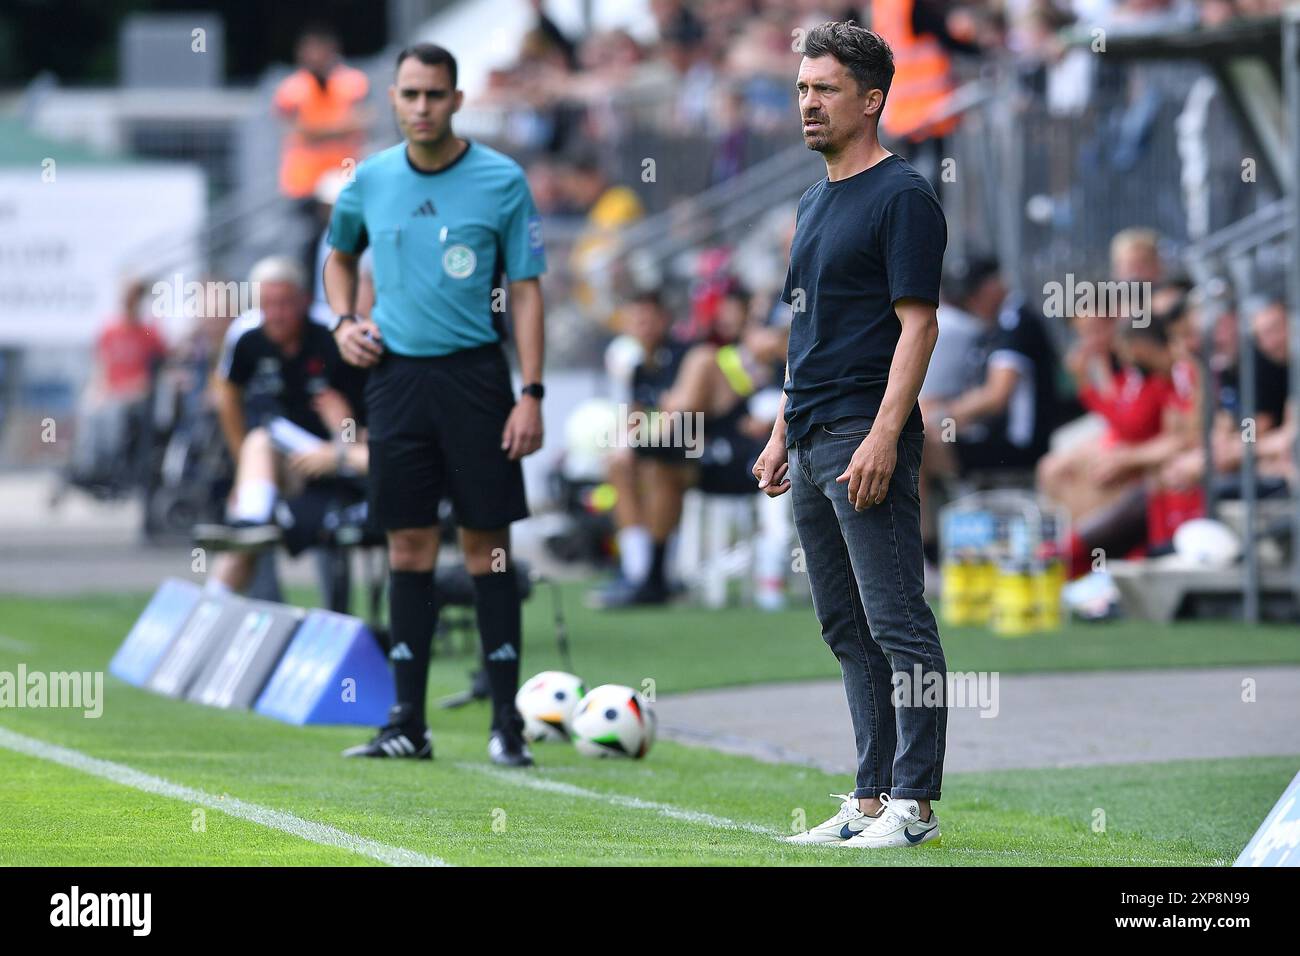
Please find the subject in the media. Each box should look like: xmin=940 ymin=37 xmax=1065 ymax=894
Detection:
xmin=1040 ymin=309 xmax=1181 ymax=522
xmin=661 ymin=4 xmax=719 ymax=133
xmin=196 ymin=257 xmax=367 ymax=592
xmin=96 ymin=279 xmax=168 ymax=404
xmin=1160 ymin=295 xmax=1293 ymax=494
xmin=870 ymin=0 xmax=982 ymax=185
xmin=1109 ymin=226 xmax=1165 ymax=283
xmin=273 ymin=26 xmax=370 ymax=205
xmin=69 ymin=279 xmax=168 ymax=489
xmin=1053 ymin=287 xmax=1202 ymax=573
xmin=918 ymin=257 xmax=1061 ymax=556
xmin=565 ymin=152 xmax=646 ymax=325
xmin=589 ymin=290 xmax=694 ymax=609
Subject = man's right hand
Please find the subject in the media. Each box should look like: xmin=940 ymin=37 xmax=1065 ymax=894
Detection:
xmin=753 ymin=435 xmax=791 ymax=497
xmin=335 ymin=318 xmax=384 ymax=368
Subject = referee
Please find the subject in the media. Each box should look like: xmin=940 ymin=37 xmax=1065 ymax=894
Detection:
xmin=324 ymin=43 xmax=546 ymax=767
xmin=753 ymin=21 xmax=949 ymax=847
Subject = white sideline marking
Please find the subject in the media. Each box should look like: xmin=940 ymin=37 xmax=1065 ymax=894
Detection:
xmin=0 ymin=726 xmax=449 ymax=867
xmin=464 ymin=763 xmax=782 ymax=837
xmin=463 ymin=767 xmax=1200 ymax=863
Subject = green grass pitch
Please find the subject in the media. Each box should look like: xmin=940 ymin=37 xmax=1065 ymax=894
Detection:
xmin=0 ymin=587 xmax=1296 ymax=866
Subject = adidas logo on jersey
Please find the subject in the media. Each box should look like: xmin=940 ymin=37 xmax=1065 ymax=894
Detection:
xmin=389 ymin=642 xmax=414 ymax=661
xmin=411 ymin=199 xmax=437 ymax=217
xmin=486 ymin=644 xmax=518 ymax=662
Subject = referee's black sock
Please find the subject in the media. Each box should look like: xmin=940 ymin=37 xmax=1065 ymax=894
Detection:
xmin=646 ymin=540 xmax=668 ymax=592
xmin=471 ymin=568 xmax=522 ymax=735
xmin=388 ymin=569 xmax=437 ymax=727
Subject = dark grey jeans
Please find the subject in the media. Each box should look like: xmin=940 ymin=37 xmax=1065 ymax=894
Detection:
xmin=789 ymin=415 xmax=947 ymax=801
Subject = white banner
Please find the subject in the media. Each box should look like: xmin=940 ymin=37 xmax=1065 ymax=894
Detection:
xmin=0 ymin=165 xmax=205 ymax=346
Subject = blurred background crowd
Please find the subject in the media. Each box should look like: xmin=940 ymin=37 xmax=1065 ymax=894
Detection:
xmin=0 ymin=0 xmax=1294 ymax=619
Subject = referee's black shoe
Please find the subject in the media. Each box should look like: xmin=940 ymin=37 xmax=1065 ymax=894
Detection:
xmin=487 ymin=727 xmax=534 ymax=768
xmin=342 ymin=708 xmax=433 ymax=760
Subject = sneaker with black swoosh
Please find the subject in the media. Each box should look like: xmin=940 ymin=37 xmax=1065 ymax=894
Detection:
xmin=839 ymin=795 xmax=940 ymax=848
xmin=786 ymin=793 xmax=881 ymax=845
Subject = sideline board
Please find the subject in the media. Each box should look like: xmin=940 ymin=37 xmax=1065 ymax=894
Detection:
xmin=145 ymin=595 xmax=249 ymax=698
xmin=112 ymin=586 xmax=394 ymax=726
xmin=188 ymin=599 xmax=305 ymax=710
xmin=255 ymin=610 xmax=394 ymax=726
xmin=109 ymin=579 xmax=203 ymax=686
xmin=1235 ymin=771 xmax=1300 ymax=866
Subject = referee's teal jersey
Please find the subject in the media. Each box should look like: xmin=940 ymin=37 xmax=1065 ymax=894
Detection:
xmin=327 ymin=141 xmax=546 ymax=357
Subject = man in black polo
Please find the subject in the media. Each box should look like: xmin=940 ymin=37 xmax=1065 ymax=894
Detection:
xmin=752 ymin=21 xmax=949 ymax=848
xmin=324 ymin=43 xmax=546 ymax=767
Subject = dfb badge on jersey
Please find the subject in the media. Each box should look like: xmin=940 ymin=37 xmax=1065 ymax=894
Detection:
xmin=442 ymin=244 xmax=476 ymax=279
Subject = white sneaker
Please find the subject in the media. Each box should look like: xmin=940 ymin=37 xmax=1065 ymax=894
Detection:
xmin=787 ymin=793 xmax=880 ymax=845
xmin=840 ymin=795 xmax=940 ymax=848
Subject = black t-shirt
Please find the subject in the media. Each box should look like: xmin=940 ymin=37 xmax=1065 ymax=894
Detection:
xmin=969 ymin=299 xmax=1060 ymax=455
xmin=781 ymin=154 xmax=947 ymax=445
xmin=1218 ymin=346 xmax=1289 ymax=425
xmin=219 ymin=315 xmax=367 ymax=439
xmin=631 ymin=340 xmax=690 ymax=409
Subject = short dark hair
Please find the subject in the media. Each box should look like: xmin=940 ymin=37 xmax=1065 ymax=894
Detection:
xmin=629 ymin=289 xmax=664 ymax=311
xmin=1119 ymin=313 xmax=1169 ymax=345
xmin=943 ymin=255 xmax=1001 ymax=304
xmin=721 ymin=280 xmax=751 ymax=308
xmin=395 ymin=43 xmax=458 ymax=88
xmin=802 ymin=20 xmax=894 ymax=100
xmin=298 ymin=23 xmax=338 ymax=45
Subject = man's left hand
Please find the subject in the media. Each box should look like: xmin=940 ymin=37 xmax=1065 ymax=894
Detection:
xmin=836 ymin=430 xmax=897 ymax=511
xmin=502 ymin=396 xmax=543 ymax=460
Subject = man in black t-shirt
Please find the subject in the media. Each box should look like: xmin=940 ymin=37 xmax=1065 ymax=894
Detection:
xmin=920 ymin=257 xmax=1060 ymax=481
xmin=753 ymin=21 xmax=947 ymax=849
xmin=197 ymin=257 xmax=367 ymax=590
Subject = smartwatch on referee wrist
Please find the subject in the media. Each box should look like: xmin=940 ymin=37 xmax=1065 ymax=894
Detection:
xmin=331 ymin=313 xmax=357 ymax=332
xmin=520 ymin=383 xmax=545 ymax=400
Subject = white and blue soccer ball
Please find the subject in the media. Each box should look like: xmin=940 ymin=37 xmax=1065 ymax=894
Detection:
xmin=570 ymin=684 xmax=657 ymax=759
xmin=515 ymin=671 xmax=587 ymax=742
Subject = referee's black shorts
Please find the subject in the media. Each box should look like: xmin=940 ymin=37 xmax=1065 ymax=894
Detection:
xmin=365 ymin=344 xmax=529 ymax=532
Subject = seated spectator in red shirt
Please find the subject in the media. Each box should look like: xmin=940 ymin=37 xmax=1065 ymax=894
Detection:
xmin=1039 ymin=309 xmax=1180 ymax=522
xmin=69 ymin=279 xmax=168 ymax=487
xmin=95 ymin=279 xmax=168 ymax=402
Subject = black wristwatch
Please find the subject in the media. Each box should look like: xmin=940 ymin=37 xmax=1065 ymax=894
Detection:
xmin=331 ymin=313 xmax=357 ymax=332
xmin=521 ymin=383 xmax=545 ymax=400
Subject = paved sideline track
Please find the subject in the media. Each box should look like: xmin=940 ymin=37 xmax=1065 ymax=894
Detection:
xmin=655 ymin=666 xmax=1300 ymax=775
